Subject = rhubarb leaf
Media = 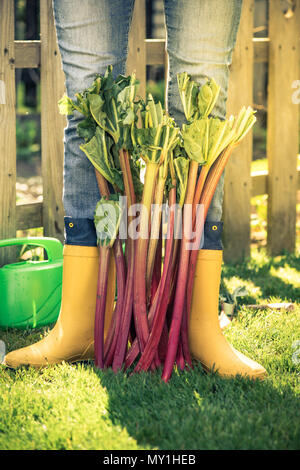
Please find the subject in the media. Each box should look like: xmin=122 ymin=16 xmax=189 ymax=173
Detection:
xmin=94 ymin=195 xmax=123 ymax=247
xmin=182 ymin=119 xmax=209 ymax=164
xmin=58 ymin=94 xmax=74 ymax=115
xmin=233 ymin=106 xmax=257 ymax=143
xmin=177 ymin=73 xmax=221 ymax=122
xmin=177 ymin=72 xmax=199 ymax=122
xmin=77 ymin=117 xmax=97 ymax=142
xmin=197 ymin=79 xmax=221 ymax=118
xmin=80 ymin=126 xmax=124 ymax=191
xmin=174 ymin=156 xmax=190 ymax=206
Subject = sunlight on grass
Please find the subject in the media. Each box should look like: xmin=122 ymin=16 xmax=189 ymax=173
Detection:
xmin=222 ymin=275 xmax=262 ymax=300
xmin=270 ymin=265 xmax=300 ymax=289
xmin=250 ymin=247 xmax=270 ymax=265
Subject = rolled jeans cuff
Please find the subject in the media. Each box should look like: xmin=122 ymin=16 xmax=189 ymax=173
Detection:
xmin=202 ymin=221 xmax=223 ymax=250
xmin=64 ymin=217 xmax=97 ymax=246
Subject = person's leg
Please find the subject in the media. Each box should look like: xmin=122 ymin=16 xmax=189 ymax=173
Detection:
xmin=53 ymin=0 xmax=135 ymax=226
xmin=164 ymin=0 xmax=242 ymax=225
xmin=164 ymin=0 xmax=266 ymax=379
xmin=4 ymin=0 xmax=134 ymax=368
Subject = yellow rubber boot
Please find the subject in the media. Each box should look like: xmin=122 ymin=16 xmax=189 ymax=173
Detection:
xmin=4 ymin=245 xmax=116 ymax=368
xmin=189 ymin=249 xmax=267 ymax=380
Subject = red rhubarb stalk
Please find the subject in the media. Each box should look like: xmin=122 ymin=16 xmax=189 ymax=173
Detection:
xmin=161 ymin=161 xmax=199 ymax=382
xmin=124 ymin=277 xmax=161 ymax=370
xmin=134 ymin=182 xmax=176 ymax=372
xmin=104 ymin=237 xmax=126 ymax=367
xmin=94 ymin=247 xmax=111 ymax=368
xmin=112 ymin=149 xmax=137 ymax=371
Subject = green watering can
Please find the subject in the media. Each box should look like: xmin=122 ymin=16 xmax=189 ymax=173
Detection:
xmin=0 ymin=237 xmax=63 ymax=329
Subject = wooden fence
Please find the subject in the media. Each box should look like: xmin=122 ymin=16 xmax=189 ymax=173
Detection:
xmin=0 ymin=0 xmax=299 ymax=264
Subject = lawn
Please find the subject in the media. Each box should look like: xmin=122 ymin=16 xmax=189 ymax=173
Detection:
xmin=0 ymin=247 xmax=299 ymax=450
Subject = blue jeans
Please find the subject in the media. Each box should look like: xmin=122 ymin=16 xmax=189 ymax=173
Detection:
xmin=53 ymin=0 xmax=242 ymax=226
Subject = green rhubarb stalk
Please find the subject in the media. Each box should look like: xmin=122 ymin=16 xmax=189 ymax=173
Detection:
xmin=133 ymin=160 xmax=159 ymax=351
xmin=146 ymin=158 xmax=167 ymax=299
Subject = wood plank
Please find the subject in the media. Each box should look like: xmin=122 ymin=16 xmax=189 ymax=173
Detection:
xmin=223 ymin=0 xmax=254 ymax=262
xmin=40 ymin=0 xmax=66 ymax=242
xmin=15 ymin=169 xmax=300 ymax=233
xmin=145 ymin=37 xmax=270 ymax=66
xmin=251 ymin=171 xmax=268 ymax=197
xmin=12 ymin=168 xmax=300 ymax=233
xmin=11 ymin=35 xmax=294 ymax=70
xmin=14 ymin=40 xmax=41 ymax=68
xmin=253 ymin=37 xmax=269 ymax=63
xmin=16 ymin=202 xmax=43 ymax=230
xmin=267 ymin=0 xmax=300 ymax=255
xmin=126 ymin=0 xmax=146 ymax=99
xmin=146 ymin=39 xmax=165 ymax=65
xmin=0 ymin=0 xmax=16 ymax=265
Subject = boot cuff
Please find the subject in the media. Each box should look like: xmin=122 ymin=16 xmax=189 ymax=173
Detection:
xmin=197 ymin=249 xmax=223 ymax=262
xmin=202 ymin=221 xmax=223 ymax=250
xmin=64 ymin=217 xmax=97 ymax=247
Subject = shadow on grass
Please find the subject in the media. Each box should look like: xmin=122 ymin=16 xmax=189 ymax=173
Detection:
xmin=96 ymin=361 xmax=300 ymax=450
xmin=222 ymin=251 xmax=300 ymax=304
xmin=1 ymin=327 xmax=299 ymax=450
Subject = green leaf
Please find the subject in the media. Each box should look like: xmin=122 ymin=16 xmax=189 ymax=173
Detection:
xmin=232 ymin=286 xmax=248 ymax=302
xmin=177 ymin=73 xmax=221 ymax=122
xmin=177 ymin=72 xmax=199 ymax=122
xmin=206 ymin=118 xmax=235 ymax=165
xmin=182 ymin=119 xmax=209 ymax=164
xmin=122 ymin=108 xmax=135 ymax=126
xmin=174 ymin=156 xmax=190 ymax=206
xmin=129 ymin=158 xmax=144 ymax=199
xmin=133 ymin=127 xmax=163 ymax=163
xmin=197 ymin=79 xmax=221 ymax=118
xmin=58 ymin=94 xmax=74 ymax=115
xmin=110 ymin=167 xmax=125 ymax=193
xmin=88 ymin=94 xmax=108 ymax=129
xmin=94 ymin=195 xmax=123 ymax=247
xmin=77 ymin=117 xmax=97 ymax=142
xmin=80 ymin=127 xmax=115 ymax=186
xmin=233 ymin=106 xmax=257 ymax=143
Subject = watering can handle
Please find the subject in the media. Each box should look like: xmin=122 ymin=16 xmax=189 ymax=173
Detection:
xmin=0 ymin=237 xmax=63 ymax=261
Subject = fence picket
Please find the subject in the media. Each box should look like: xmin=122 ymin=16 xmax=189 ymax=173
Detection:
xmin=267 ymin=0 xmax=300 ymax=255
xmin=40 ymin=0 xmax=66 ymax=242
xmin=127 ymin=0 xmax=146 ymax=99
xmin=0 ymin=0 xmax=16 ymax=265
xmin=223 ymin=0 xmax=254 ymax=262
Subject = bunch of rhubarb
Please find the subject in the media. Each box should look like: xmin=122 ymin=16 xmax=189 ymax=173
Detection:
xmin=59 ymin=67 xmax=256 ymax=382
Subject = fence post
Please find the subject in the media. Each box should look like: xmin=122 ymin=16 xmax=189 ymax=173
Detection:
xmin=0 ymin=0 xmax=16 ymax=265
xmin=267 ymin=0 xmax=300 ymax=256
xmin=223 ymin=0 xmax=254 ymax=263
xmin=126 ymin=0 xmax=146 ymax=99
xmin=40 ymin=0 xmax=66 ymax=243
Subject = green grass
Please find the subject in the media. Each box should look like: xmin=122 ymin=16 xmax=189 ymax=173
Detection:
xmin=0 ymin=248 xmax=299 ymax=450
